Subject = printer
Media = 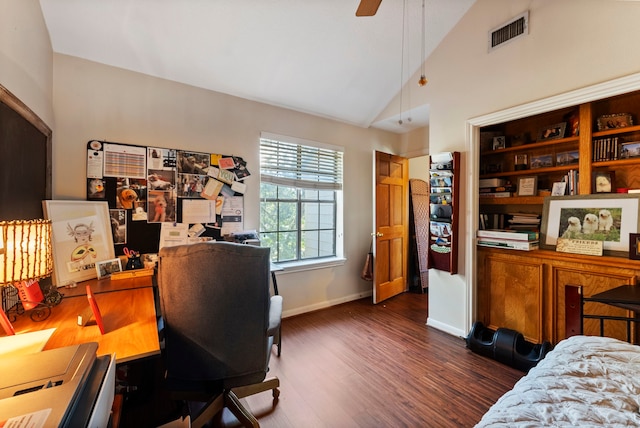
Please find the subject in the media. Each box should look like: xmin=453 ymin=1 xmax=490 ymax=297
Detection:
xmin=0 ymin=342 xmax=115 ymax=427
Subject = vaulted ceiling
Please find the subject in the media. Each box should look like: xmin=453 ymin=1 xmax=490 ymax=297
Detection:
xmin=39 ymin=0 xmax=475 ymax=133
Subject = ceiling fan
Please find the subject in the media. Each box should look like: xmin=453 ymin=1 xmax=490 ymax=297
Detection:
xmin=356 ymin=0 xmax=382 ymax=16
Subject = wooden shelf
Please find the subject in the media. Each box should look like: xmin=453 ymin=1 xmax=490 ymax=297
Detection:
xmin=592 ymin=124 xmax=640 ymax=138
xmin=481 ymin=136 xmax=579 ymax=156
xmin=479 ymin=195 xmax=545 ymax=205
xmin=480 ymin=164 xmax=577 ymax=179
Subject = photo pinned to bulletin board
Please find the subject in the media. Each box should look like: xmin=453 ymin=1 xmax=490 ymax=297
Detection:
xmin=85 ymin=140 xmax=252 ymax=254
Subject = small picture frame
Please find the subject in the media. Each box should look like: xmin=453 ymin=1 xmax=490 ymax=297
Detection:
xmin=517 ymin=176 xmax=538 ymax=197
xmin=629 ymin=233 xmax=640 ymax=260
xmin=620 ymin=141 xmax=640 ymax=159
xmin=530 ymin=154 xmax=554 ymax=169
xmin=538 ymin=122 xmax=567 ymax=142
xmin=597 ymin=113 xmax=633 ymax=131
xmin=551 ymin=181 xmax=567 ymax=196
xmin=492 ymin=136 xmax=506 ymax=150
xmin=96 ymin=258 xmax=123 ymax=279
xmin=514 ymin=154 xmax=528 ymax=171
xmin=556 ymin=150 xmax=579 ymax=166
xmin=592 ymin=171 xmax=615 ymax=193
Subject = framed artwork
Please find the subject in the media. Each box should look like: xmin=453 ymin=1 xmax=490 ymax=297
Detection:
xmin=541 ymin=194 xmax=640 ymax=256
xmin=530 ymin=154 xmax=554 ymax=169
xmin=538 ymin=122 xmax=567 ymax=142
xmin=556 ymin=150 xmax=579 ymax=166
xmin=592 ymin=171 xmax=615 ymax=193
xmin=43 ymin=200 xmax=115 ymax=286
xmin=551 ymin=181 xmax=567 ymax=196
xmin=492 ymin=136 xmax=506 ymax=150
xmin=597 ymin=113 xmax=633 ymax=131
xmin=620 ymin=141 xmax=640 ymax=159
xmin=517 ymin=176 xmax=538 ymax=196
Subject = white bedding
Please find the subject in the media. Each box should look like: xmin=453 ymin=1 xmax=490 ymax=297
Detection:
xmin=475 ymin=335 xmax=640 ymax=427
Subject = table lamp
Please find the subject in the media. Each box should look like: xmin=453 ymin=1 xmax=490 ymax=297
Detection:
xmin=0 ymin=219 xmax=53 ymax=335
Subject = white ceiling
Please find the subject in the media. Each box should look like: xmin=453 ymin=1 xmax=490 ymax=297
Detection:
xmin=39 ymin=0 xmax=475 ymax=134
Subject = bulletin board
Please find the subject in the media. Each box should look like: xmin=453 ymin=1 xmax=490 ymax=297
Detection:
xmin=85 ymin=140 xmax=251 ymax=256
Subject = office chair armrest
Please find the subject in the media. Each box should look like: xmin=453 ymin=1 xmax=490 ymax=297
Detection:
xmin=267 ymin=295 xmax=283 ymax=336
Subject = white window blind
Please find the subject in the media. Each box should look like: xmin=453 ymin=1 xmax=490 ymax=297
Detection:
xmin=260 ymin=136 xmax=343 ymax=191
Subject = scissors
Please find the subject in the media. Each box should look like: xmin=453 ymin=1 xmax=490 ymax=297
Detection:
xmin=123 ymin=247 xmax=139 ymax=258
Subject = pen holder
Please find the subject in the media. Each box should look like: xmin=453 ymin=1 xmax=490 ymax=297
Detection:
xmin=126 ymin=254 xmax=143 ymax=270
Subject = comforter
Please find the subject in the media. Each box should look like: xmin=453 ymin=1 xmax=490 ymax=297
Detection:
xmin=475 ymin=335 xmax=640 ymax=427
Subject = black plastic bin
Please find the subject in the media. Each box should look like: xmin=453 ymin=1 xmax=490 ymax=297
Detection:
xmin=466 ymin=321 xmax=552 ymax=372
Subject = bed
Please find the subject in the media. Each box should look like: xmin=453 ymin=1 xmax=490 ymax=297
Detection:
xmin=475 ymin=335 xmax=640 ymax=427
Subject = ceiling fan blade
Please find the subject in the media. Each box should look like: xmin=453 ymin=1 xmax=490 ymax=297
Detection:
xmin=356 ymin=0 xmax=382 ymax=16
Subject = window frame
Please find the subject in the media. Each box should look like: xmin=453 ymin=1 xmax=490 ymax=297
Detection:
xmin=259 ymin=132 xmax=344 ymax=267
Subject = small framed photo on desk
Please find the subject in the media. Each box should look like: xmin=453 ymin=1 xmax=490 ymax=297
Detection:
xmin=96 ymin=258 xmax=122 ymax=279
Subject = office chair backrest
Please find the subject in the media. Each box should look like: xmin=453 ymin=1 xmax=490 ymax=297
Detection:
xmin=158 ymin=242 xmax=271 ymax=389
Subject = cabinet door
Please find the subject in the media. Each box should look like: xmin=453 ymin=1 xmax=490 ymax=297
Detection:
xmin=553 ymin=267 xmax=637 ymax=342
xmin=478 ymin=253 xmax=544 ymax=343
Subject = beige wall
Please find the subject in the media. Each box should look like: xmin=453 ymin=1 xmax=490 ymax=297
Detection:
xmin=52 ymin=54 xmax=402 ymax=316
xmin=376 ymin=0 xmax=640 ymax=336
xmin=0 ymin=0 xmax=53 ymax=127
xmin=11 ymin=0 xmax=640 ymax=329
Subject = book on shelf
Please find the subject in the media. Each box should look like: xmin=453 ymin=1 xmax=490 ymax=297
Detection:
xmin=479 ymin=185 xmax=516 ymax=193
xmin=592 ymin=137 xmax=620 ymax=162
xmin=477 ymin=229 xmax=539 ymax=241
xmin=479 ymin=191 xmax=511 ymax=198
xmin=477 ymin=238 xmax=539 ymax=251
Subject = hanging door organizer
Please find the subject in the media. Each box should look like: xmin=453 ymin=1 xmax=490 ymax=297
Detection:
xmin=427 ymin=152 xmax=460 ymax=274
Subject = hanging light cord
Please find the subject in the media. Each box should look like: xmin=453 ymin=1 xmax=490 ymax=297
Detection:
xmin=418 ymin=0 xmax=428 ymax=86
xmin=398 ymin=0 xmax=406 ymax=125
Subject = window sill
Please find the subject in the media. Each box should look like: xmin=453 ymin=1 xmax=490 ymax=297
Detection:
xmin=272 ymin=257 xmax=346 ymax=275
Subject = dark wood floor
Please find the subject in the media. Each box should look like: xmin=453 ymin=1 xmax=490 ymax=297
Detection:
xmin=122 ymin=292 xmax=523 ymax=427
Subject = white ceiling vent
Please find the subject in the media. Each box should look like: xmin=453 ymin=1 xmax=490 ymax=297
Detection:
xmin=488 ymin=11 xmax=529 ymax=52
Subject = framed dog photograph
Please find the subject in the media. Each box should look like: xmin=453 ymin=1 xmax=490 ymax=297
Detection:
xmin=541 ymin=194 xmax=640 ymax=256
xmin=593 ymin=171 xmax=615 ymax=193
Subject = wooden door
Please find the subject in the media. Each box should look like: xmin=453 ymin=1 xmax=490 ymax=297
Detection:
xmin=373 ymin=151 xmax=409 ymax=303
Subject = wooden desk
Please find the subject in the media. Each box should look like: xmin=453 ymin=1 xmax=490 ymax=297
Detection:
xmin=3 ymin=276 xmax=160 ymax=364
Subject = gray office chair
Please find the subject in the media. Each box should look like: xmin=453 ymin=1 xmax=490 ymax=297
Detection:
xmin=157 ymin=242 xmax=281 ymax=428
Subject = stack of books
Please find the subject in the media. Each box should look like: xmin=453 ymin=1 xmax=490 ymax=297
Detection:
xmin=507 ymin=213 xmax=541 ymax=231
xmin=477 ymin=229 xmax=539 ymax=251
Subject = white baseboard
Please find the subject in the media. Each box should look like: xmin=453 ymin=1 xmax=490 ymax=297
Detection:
xmin=282 ymin=290 xmax=373 ymax=318
xmin=426 ymin=317 xmax=466 ymax=339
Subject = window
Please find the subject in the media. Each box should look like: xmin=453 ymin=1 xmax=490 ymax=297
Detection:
xmin=260 ymin=133 xmax=343 ymax=264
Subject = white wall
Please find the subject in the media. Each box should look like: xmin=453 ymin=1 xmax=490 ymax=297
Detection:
xmin=0 ymin=0 xmax=53 ymax=127
xmin=52 ymin=55 xmax=403 ymax=316
xmin=376 ymin=0 xmax=640 ymax=337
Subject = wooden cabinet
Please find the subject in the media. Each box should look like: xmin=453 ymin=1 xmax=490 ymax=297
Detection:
xmin=477 ymin=90 xmax=640 ymax=345
xmin=477 ymin=246 xmax=640 ymax=345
